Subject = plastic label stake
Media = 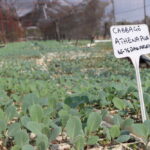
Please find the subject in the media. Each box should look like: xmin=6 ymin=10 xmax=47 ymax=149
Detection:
xmin=131 ymin=55 xmax=146 ymax=122
xmin=110 ymin=24 xmax=150 ymax=122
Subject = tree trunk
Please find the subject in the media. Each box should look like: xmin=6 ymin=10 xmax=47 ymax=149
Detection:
xmin=55 ymin=21 xmax=60 ymax=41
xmin=75 ymin=39 xmax=79 ymax=46
xmin=90 ymin=35 xmax=94 ymax=44
xmin=143 ymin=0 xmax=147 ymax=24
xmin=103 ymin=22 xmax=109 ymax=39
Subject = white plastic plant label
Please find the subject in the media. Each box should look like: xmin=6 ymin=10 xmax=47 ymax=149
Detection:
xmin=110 ymin=24 xmax=150 ymax=58
xmin=110 ymin=24 xmax=150 ymax=122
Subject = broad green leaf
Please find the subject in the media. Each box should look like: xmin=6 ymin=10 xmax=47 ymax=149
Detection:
xmin=21 ymin=116 xmax=31 ymax=128
xmin=36 ymin=134 xmax=49 ymax=150
xmin=109 ymin=125 xmax=120 ymax=139
xmin=26 ymin=121 xmax=44 ymax=135
xmin=0 ymin=90 xmax=11 ymax=106
xmin=43 ymin=108 xmax=53 ymax=116
xmin=99 ymin=91 xmax=108 ymax=106
xmin=127 ymin=86 xmax=136 ymax=93
xmin=114 ymin=84 xmax=127 ymax=97
xmin=29 ymin=104 xmax=44 ymax=122
xmin=14 ymin=130 xmax=29 ymax=147
xmin=121 ymin=119 xmax=134 ymax=130
xmin=22 ymin=93 xmax=39 ymax=113
xmin=8 ymin=123 xmax=21 ymax=137
xmin=66 ymin=116 xmax=84 ymax=141
xmin=11 ymin=145 xmax=21 ymax=150
xmin=42 ymin=116 xmax=52 ymax=126
xmin=11 ymin=94 xmax=20 ymax=102
xmin=87 ymin=136 xmax=99 ymax=145
xmin=112 ymin=97 xmax=125 ymax=110
xmin=116 ymin=135 xmax=130 ymax=143
xmin=65 ymin=96 xmax=88 ymax=108
xmin=5 ymin=105 xmax=18 ymax=121
xmin=0 ymin=120 xmax=7 ymax=132
xmin=99 ymin=90 xmax=107 ymax=101
xmin=39 ymin=98 xmax=49 ymax=106
xmin=58 ymin=109 xmax=70 ymax=128
xmin=132 ymin=92 xmax=138 ymax=99
xmin=70 ymin=109 xmax=80 ymax=116
xmin=86 ymin=112 xmax=101 ymax=135
xmin=101 ymin=110 xmax=108 ymax=120
xmin=74 ymin=135 xmax=85 ymax=150
xmin=144 ymin=93 xmax=150 ymax=106
xmin=113 ymin=115 xmax=123 ymax=127
xmin=132 ymin=123 xmax=148 ymax=142
xmin=144 ymin=120 xmax=150 ymax=135
xmin=42 ymin=125 xmax=61 ymax=142
xmin=29 ymin=84 xmax=37 ymax=92
xmin=42 ymin=127 xmax=51 ymax=139
xmin=0 ymin=109 xmax=6 ymax=120
xmin=22 ymin=144 xmax=34 ymax=150
xmin=124 ymin=100 xmax=134 ymax=109
xmin=103 ymin=127 xmax=111 ymax=141
xmin=49 ymin=126 xmax=61 ymax=142
xmin=132 ymin=123 xmax=147 ymax=139
xmin=48 ymin=98 xmax=57 ymax=111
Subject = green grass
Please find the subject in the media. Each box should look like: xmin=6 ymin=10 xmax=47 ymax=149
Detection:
xmin=95 ymin=41 xmax=112 ymax=50
xmin=0 ymin=41 xmax=41 ymax=58
xmin=0 ymin=40 xmax=96 ymax=59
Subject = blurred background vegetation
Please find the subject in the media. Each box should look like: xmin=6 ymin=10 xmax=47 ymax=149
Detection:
xmin=0 ymin=0 xmax=149 ymax=43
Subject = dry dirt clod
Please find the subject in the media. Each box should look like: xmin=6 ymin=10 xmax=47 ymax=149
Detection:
xmin=51 ymin=143 xmax=71 ymax=150
xmin=30 ymin=133 xmax=36 ymax=139
xmin=86 ymin=146 xmax=103 ymax=150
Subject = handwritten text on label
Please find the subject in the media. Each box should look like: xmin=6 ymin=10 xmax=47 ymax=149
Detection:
xmin=110 ymin=24 xmax=150 ymax=58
